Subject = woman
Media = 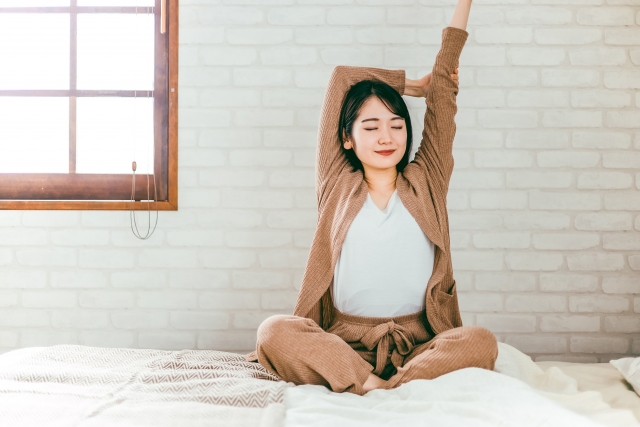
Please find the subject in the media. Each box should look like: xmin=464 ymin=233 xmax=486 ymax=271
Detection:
xmin=245 ymin=0 xmax=498 ymax=395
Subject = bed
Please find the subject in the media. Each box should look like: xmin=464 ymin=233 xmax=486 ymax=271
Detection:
xmin=537 ymin=360 xmax=640 ymax=425
xmin=0 ymin=343 xmax=638 ymax=427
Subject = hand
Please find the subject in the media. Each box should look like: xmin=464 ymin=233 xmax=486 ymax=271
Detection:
xmin=404 ymin=67 xmax=459 ymax=98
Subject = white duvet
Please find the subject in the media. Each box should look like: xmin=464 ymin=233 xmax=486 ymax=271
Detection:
xmin=282 ymin=343 xmax=640 ymax=427
xmin=285 ymin=369 xmax=600 ymax=427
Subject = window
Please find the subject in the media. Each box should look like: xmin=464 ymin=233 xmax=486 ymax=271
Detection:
xmin=0 ymin=0 xmax=177 ymax=210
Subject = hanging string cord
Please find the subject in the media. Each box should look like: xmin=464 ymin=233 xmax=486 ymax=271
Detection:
xmin=130 ymin=5 xmax=158 ymax=240
xmin=130 ymin=161 xmax=158 ymax=240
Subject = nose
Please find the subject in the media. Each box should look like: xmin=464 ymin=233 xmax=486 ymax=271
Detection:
xmin=379 ymin=125 xmax=392 ymax=144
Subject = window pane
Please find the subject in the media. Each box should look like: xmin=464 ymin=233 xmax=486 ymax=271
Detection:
xmin=76 ymin=97 xmax=154 ymax=174
xmin=0 ymin=0 xmax=69 ymax=5
xmin=78 ymin=0 xmax=154 ymax=5
xmin=77 ymin=13 xmax=154 ymax=91
xmin=0 ymin=97 xmax=69 ymax=173
xmin=0 ymin=14 xmax=69 ymax=90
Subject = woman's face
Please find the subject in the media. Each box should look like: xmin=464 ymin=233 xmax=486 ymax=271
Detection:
xmin=343 ymin=96 xmax=407 ymax=172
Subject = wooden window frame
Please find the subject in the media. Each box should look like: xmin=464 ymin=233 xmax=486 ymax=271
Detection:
xmin=0 ymin=0 xmax=178 ymax=211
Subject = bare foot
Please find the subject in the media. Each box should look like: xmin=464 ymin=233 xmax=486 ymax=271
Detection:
xmin=362 ymin=373 xmax=387 ymax=392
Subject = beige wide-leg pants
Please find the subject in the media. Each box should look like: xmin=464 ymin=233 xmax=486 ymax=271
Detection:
xmin=255 ymin=305 xmax=499 ymax=396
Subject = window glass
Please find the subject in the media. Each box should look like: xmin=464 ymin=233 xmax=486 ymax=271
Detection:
xmin=78 ymin=0 xmax=154 ymax=5
xmin=0 ymin=1 xmax=70 ymax=6
xmin=77 ymin=13 xmax=154 ymax=91
xmin=0 ymin=97 xmax=69 ymax=173
xmin=0 ymin=14 xmax=69 ymax=90
xmin=76 ymin=97 xmax=154 ymax=174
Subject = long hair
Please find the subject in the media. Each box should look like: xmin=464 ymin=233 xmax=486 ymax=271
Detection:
xmin=337 ymin=80 xmax=413 ymax=173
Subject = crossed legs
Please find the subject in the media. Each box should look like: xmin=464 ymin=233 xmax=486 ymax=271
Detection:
xmin=256 ymin=314 xmax=374 ymax=395
xmin=384 ymin=325 xmax=498 ymax=389
xmin=255 ymin=314 xmax=498 ymax=396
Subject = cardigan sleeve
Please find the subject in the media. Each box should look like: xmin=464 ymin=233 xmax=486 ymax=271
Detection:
xmin=405 ymin=26 xmax=469 ymax=192
xmin=316 ymin=66 xmax=406 ymax=208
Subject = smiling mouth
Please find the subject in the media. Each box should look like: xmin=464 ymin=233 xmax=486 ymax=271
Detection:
xmin=375 ymin=150 xmax=395 ymax=155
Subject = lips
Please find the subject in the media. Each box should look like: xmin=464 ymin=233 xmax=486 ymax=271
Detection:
xmin=375 ymin=150 xmax=395 ymax=156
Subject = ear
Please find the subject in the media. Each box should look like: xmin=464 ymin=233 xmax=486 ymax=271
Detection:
xmin=342 ymin=130 xmax=352 ymax=150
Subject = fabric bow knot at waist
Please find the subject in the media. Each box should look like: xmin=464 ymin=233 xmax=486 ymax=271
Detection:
xmin=360 ymin=320 xmax=416 ymax=376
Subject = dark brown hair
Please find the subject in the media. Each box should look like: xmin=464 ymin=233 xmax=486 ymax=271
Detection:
xmin=337 ymin=80 xmax=413 ymax=173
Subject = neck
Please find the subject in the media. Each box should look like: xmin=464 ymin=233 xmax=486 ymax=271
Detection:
xmin=363 ymin=165 xmax=398 ymax=193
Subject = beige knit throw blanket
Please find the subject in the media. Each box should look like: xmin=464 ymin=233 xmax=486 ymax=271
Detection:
xmin=0 ymin=345 xmax=287 ymax=427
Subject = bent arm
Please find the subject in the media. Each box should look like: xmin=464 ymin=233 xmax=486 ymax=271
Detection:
xmin=409 ymin=26 xmax=469 ymax=190
xmin=316 ymin=66 xmax=405 ymax=208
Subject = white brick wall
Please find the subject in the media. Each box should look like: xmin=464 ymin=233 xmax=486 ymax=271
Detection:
xmin=0 ymin=1 xmax=638 ymax=362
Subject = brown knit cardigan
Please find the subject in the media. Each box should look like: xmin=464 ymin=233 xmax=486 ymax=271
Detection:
xmin=246 ymin=26 xmax=469 ymax=363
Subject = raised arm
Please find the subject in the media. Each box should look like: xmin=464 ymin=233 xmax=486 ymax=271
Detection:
xmin=404 ymin=3 xmax=470 ymax=192
xmin=450 ymin=0 xmax=472 ymax=31
xmin=316 ymin=66 xmax=405 ymax=207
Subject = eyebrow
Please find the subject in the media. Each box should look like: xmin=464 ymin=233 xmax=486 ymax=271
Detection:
xmin=360 ymin=117 xmax=404 ymax=123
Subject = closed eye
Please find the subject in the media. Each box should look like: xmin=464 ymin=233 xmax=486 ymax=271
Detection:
xmin=365 ymin=127 xmax=404 ymax=131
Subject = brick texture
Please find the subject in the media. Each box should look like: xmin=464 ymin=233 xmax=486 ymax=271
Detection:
xmin=0 ymin=2 xmax=638 ymax=360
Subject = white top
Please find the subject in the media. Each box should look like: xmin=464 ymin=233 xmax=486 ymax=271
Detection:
xmin=331 ymin=189 xmax=436 ymax=318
